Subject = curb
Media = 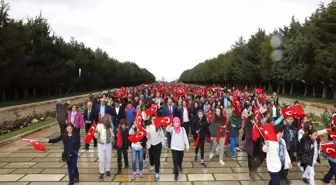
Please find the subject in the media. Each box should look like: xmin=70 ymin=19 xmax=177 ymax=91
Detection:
xmin=0 ymin=121 xmax=57 ymax=147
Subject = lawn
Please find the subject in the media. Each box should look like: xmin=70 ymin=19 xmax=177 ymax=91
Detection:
xmin=0 ymin=119 xmax=56 ymax=141
xmin=267 ymin=93 xmax=336 ymax=106
xmin=0 ymin=90 xmax=100 ymax=108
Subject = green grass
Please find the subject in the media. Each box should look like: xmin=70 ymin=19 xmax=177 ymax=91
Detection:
xmin=0 ymin=90 xmax=100 ymax=108
xmin=0 ymin=119 xmax=56 ymax=141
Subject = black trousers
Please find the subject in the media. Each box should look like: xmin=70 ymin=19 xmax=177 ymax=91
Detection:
xmin=195 ymin=138 xmax=205 ymax=160
xmin=182 ymin=121 xmax=190 ymax=137
xmin=287 ymin=149 xmax=296 ymax=162
xmin=85 ymin=123 xmax=97 ymax=148
xmin=172 ymin=150 xmax=184 ymax=176
xmin=167 ymin=132 xmax=171 ymax=148
xmin=117 ymin=148 xmax=128 ymax=169
xmin=149 ymin=143 xmax=162 ymax=173
xmin=58 ymin=121 xmax=66 ymax=134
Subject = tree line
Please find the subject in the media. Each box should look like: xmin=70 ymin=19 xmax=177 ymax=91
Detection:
xmin=0 ymin=1 xmax=155 ymax=101
xmin=179 ymin=2 xmax=336 ymax=100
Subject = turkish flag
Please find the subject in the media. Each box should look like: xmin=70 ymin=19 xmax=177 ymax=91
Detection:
xmin=83 ymin=122 xmax=97 ymax=144
xmin=293 ymin=105 xmax=305 ymax=118
xmin=258 ymin=93 xmax=267 ymax=101
xmin=207 ymin=108 xmax=213 ymax=123
xmin=225 ymin=131 xmax=230 ymax=145
xmin=253 ymin=105 xmax=261 ymax=121
xmin=116 ymin=126 xmax=122 ymax=148
xmin=252 ymin=124 xmax=261 ymax=141
xmin=327 ymin=129 xmax=336 ymax=142
xmin=259 ymin=124 xmax=277 ymax=141
xmin=176 ymin=87 xmax=184 ymax=95
xmin=22 ymin=139 xmax=47 ymax=152
xmin=333 ymin=113 xmax=336 ymax=127
xmin=281 ymin=107 xmax=295 ymax=118
xmin=194 ymin=132 xmax=200 ymax=148
xmin=216 ymin=127 xmax=225 ymax=143
xmin=153 ymin=116 xmax=172 ymax=128
xmin=145 ymin=104 xmax=158 ymax=117
xmin=321 ymin=143 xmax=336 ymax=158
xmin=254 ymin=88 xmax=263 ymax=94
xmin=135 ymin=111 xmax=143 ymax=128
xmin=128 ymin=127 xmax=147 ymax=143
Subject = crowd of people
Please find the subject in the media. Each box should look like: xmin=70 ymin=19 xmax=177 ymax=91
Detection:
xmin=38 ymin=83 xmax=336 ymax=185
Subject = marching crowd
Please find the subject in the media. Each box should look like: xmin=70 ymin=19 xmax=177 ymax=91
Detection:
xmin=37 ymin=83 xmax=336 ymax=185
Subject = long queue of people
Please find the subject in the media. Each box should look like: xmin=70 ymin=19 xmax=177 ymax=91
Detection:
xmin=39 ymin=84 xmax=336 ymax=185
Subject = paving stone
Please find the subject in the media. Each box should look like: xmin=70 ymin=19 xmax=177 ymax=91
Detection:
xmin=114 ymin=175 xmax=155 ymax=181
xmin=0 ymin=174 xmax=25 ymax=181
xmin=213 ymin=173 xmax=261 ymax=180
xmin=122 ymin=182 xmax=191 ymax=185
xmin=40 ymin=169 xmax=68 ymax=174
xmin=0 ymin=162 xmax=8 ymax=167
xmin=62 ymin=174 xmax=113 ymax=181
xmin=19 ymin=174 xmax=65 ymax=181
xmin=0 ymin=183 xmax=28 ymax=185
xmin=3 ymin=153 xmax=47 ymax=158
xmin=11 ymin=169 xmax=43 ymax=174
xmin=3 ymin=162 xmax=37 ymax=168
xmin=0 ymin=168 xmax=15 ymax=174
xmin=31 ymin=162 xmax=65 ymax=168
xmin=30 ymin=157 xmax=61 ymax=162
xmin=157 ymin=174 xmax=187 ymax=181
xmin=194 ymin=181 xmax=240 ymax=185
xmin=187 ymin=174 xmax=214 ymax=181
xmin=0 ymin=158 xmax=32 ymax=162
xmin=29 ymin=183 xmax=68 ymax=185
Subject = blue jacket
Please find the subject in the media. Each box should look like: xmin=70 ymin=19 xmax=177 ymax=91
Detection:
xmin=163 ymin=105 xmax=178 ymax=117
xmin=49 ymin=134 xmax=80 ymax=155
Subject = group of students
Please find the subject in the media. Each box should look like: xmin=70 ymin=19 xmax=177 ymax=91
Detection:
xmin=40 ymin=84 xmax=336 ymax=185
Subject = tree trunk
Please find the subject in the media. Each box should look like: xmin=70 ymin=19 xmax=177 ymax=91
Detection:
xmin=289 ymin=83 xmax=294 ymax=96
xmin=277 ymin=84 xmax=280 ymax=94
xmin=33 ymin=87 xmax=36 ymax=97
xmin=1 ymin=90 xmax=6 ymax=101
xmin=268 ymin=81 xmax=273 ymax=93
xmin=263 ymin=84 xmax=266 ymax=91
xmin=303 ymin=83 xmax=308 ymax=97
xmin=14 ymin=88 xmax=18 ymax=100
xmin=332 ymin=87 xmax=336 ymax=100
xmin=282 ymin=82 xmax=286 ymax=94
xmin=322 ymin=85 xmax=328 ymax=99
xmin=24 ymin=87 xmax=28 ymax=98
xmin=48 ymin=86 xmax=51 ymax=96
xmin=312 ymin=84 xmax=316 ymax=98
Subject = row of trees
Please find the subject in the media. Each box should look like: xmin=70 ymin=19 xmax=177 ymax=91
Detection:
xmin=0 ymin=1 xmax=155 ymax=101
xmin=179 ymin=2 xmax=336 ymax=100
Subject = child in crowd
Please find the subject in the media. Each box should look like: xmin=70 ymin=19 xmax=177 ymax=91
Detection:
xmin=228 ymin=110 xmax=242 ymax=159
xmin=95 ymin=114 xmax=114 ymax=181
xmin=166 ymin=117 xmax=190 ymax=181
xmin=263 ymin=125 xmax=292 ymax=185
xmin=300 ymin=129 xmax=320 ymax=185
xmin=129 ymin=121 xmax=147 ymax=180
xmin=116 ymin=119 xmax=129 ymax=175
xmin=194 ymin=110 xmax=210 ymax=167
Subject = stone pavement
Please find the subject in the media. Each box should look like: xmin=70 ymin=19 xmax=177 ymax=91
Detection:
xmin=0 ymin=125 xmax=331 ymax=185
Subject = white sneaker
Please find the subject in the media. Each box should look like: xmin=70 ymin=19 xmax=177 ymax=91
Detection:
xmin=209 ymin=152 xmax=214 ymax=160
xmin=215 ymin=147 xmax=219 ymax=156
xmin=219 ymin=160 xmax=225 ymax=166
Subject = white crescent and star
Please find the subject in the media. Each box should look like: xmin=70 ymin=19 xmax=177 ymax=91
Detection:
xmin=326 ymin=148 xmax=336 ymax=153
xmin=285 ymin=111 xmax=293 ymax=116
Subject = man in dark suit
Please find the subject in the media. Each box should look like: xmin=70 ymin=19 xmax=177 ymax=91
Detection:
xmin=163 ymin=98 xmax=178 ymax=149
xmin=96 ymin=98 xmax=113 ymax=119
xmin=112 ymin=99 xmax=125 ymax=133
xmin=84 ymin=101 xmax=98 ymax=150
xmin=56 ymin=100 xmax=70 ymax=134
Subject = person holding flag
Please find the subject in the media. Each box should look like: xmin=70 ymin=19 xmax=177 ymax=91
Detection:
xmin=115 ymin=119 xmax=129 ymax=175
xmin=40 ymin=123 xmax=80 ymax=185
xmin=228 ymin=110 xmax=242 ymax=159
xmin=194 ymin=110 xmax=210 ymax=167
xmin=209 ymin=108 xmax=226 ymax=166
xmin=263 ymin=125 xmax=292 ymax=185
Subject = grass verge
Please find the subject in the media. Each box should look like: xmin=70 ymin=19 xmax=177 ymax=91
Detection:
xmin=267 ymin=93 xmax=336 ymax=106
xmin=0 ymin=119 xmax=56 ymax=141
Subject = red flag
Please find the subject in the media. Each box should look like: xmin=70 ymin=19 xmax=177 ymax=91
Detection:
xmin=22 ymin=139 xmax=46 ymax=152
xmin=327 ymin=129 xmax=336 ymax=142
xmin=145 ymin=104 xmax=158 ymax=117
xmin=224 ymin=131 xmax=230 ymax=145
xmin=194 ymin=132 xmax=200 ymax=148
xmin=321 ymin=143 xmax=336 ymax=158
xmin=259 ymin=124 xmax=277 ymax=141
xmin=135 ymin=111 xmax=143 ymax=128
xmin=153 ymin=116 xmax=172 ymax=128
xmin=258 ymin=93 xmax=266 ymax=101
xmin=281 ymin=107 xmax=295 ymax=118
xmin=117 ymin=126 xmax=122 ymax=148
xmin=244 ymin=85 xmax=247 ymax=92
xmin=83 ymin=122 xmax=97 ymax=144
xmin=128 ymin=127 xmax=147 ymax=143
xmin=293 ymin=105 xmax=305 ymax=118
xmin=252 ymin=124 xmax=261 ymax=141
xmin=216 ymin=127 xmax=225 ymax=143
xmin=253 ymin=105 xmax=262 ymax=121
xmin=254 ymin=88 xmax=263 ymax=94
xmin=333 ymin=113 xmax=336 ymax=127
xmin=207 ymin=108 xmax=213 ymax=123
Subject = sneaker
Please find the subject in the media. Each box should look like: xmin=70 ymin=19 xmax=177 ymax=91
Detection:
xmin=194 ymin=155 xmax=198 ymax=161
xmin=149 ymin=166 xmax=154 ymax=172
xmin=116 ymin=169 xmax=121 ymax=175
xmin=200 ymin=162 xmax=207 ymax=167
xmin=139 ymin=171 xmax=144 ymax=178
xmin=99 ymin=174 xmax=104 ymax=181
xmin=219 ymin=160 xmax=225 ymax=166
xmin=236 ymin=147 xmax=242 ymax=151
xmin=209 ymin=153 xmax=214 ymax=160
xmin=106 ymin=171 xmax=111 ymax=177
xmin=155 ymin=173 xmax=160 ymax=181
xmin=232 ymin=155 xmax=236 ymax=159
xmin=131 ymin=172 xmax=136 ymax=180
xmin=174 ymin=175 xmax=178 ymax=181
xmin=302 ymin=178 xmax=309 ymax=184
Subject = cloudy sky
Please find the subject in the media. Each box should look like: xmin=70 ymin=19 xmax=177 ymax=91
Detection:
xmin=7 ymin=0 xmax=332 ymax=81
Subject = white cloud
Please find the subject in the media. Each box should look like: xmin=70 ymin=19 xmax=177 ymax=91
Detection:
xmin=7 ymin=0 xmax=332 ymax=81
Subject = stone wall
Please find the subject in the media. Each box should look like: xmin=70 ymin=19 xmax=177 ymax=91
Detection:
xmin=0 ymin=92 xmax=101 ymax=127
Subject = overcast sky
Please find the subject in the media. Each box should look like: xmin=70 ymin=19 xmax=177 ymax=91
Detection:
xmin=7 ymin=0 xmax=332 ymax=81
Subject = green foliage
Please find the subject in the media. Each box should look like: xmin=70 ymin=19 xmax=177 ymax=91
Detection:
xmin=179 ymin=2 xmax=336 ymax=100
xmin=0 ymin=1 xmax=155 ymax=102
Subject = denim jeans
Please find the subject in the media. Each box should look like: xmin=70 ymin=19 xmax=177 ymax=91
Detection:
xmin=67 ymin=153 xmax=79 ymax=184
xmin=323 ymin=160 xmax=336 ymax=183
xmin=132 ymin=148 xmax=144 ymax=172
xmin=229 ymin=136 xmax=238 ymax=156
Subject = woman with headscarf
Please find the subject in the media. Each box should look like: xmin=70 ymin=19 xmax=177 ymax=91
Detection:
xmin=166 ymin=117 xmax=190 ymax=181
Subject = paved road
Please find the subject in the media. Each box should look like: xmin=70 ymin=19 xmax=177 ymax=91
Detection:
xmin=0 ymin=125 xmax=329 ymax=185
